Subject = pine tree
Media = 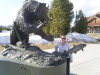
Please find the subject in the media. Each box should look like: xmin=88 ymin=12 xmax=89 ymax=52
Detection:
xmin=74 ymin=10 xmax=88 ymax=34
xmin=0 ymin=26 xmax=2 ymax=32
xmin=43 ymin=22 xmax=50 ymax=35
xmin=43 ymin=0 xmax=74 ymax=37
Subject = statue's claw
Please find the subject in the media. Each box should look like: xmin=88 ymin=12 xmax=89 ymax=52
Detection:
xmin=45 ymin=35 xmax=54 ymax=41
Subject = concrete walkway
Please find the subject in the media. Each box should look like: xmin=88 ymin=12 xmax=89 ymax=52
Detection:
xmin=70 ymin=44 xmax=100 ymax=75
xmin=44 ymin=44 xmax=100 ymax=75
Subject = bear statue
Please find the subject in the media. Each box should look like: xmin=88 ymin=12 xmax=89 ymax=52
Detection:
xmin=10 ymin=0 xmax=54 ymax=47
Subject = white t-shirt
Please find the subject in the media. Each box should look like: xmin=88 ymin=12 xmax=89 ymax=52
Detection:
xmin=55 ymin=42 xmax=73 ymax=61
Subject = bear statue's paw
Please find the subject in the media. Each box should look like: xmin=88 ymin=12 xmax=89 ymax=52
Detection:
xmin=45 ymin=35 xmax=54 ymax=41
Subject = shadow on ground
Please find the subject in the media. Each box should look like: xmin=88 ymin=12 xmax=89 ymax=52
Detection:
xmin=70 ymin=73 xmax=77 ymax=75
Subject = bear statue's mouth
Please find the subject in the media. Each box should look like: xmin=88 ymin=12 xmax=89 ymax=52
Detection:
xmin=40 ymin=19 xmax=44 ymax=23
xmin=32 ymin=19 xmax=45 ymax=25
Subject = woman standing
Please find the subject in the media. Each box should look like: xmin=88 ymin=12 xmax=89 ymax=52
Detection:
xmin=55 ymin=35 xmax=73 ymax=75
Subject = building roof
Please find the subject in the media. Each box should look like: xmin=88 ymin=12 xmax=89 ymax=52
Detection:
xmin=87 ymin=12 xmax=100 ymax=21
xmin=87 ymin=12 xmax=100 ymax=26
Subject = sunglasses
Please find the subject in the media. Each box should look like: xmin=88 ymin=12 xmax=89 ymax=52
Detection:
xmin=61 ymin=38 xmax=66 ymax=39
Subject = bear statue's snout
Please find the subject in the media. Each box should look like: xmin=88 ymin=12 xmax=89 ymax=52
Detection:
xmin=39 ymin=10 xmax=49 ymax=23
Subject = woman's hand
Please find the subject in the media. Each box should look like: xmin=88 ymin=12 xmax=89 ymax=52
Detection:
xmin=70 ymin=60 xmax=73 ymax=63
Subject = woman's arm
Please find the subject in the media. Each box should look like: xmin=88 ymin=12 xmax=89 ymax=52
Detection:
xmin=55 ymin=44 xmax=58 ymax=52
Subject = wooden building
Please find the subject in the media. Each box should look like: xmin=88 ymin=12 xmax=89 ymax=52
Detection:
xmin=87 ymin=12 xmax=100 ymax=33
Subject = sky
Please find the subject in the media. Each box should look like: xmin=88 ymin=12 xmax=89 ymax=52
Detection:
xmin=0 ymin=30 xmax=97 ymax=44
xmin=0 ymin=0 xmax=100 ymax=26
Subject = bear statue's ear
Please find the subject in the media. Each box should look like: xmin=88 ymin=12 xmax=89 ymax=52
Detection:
xmin=40 ymin=3 xmax=46 ymax=7
xmin=25 ymin=0 xmax=29 ymax=2
xmin=32 ymin=2 xmax=46 ymax=13
xmin=25 ymin=0 xmax=31 ymax=1
xmin=33 ymin=3 xmax=40 ymax=12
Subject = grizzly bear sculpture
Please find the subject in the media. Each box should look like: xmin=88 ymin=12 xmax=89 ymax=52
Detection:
xmin=10 ymin=0 xmax=54 ymax=46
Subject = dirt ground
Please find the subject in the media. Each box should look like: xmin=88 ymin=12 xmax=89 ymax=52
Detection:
xmin=0 ymin=45 xmax=4 ymax=51
xmin=0 ymin=42 xmax=92 ymax=51
xmin=0 ymin=33 xmax=100 ymax=51
xmin=31 ymin=42 xmax=94 ymax=50
xmin=87 ymin=33 xmax=100 ymax=39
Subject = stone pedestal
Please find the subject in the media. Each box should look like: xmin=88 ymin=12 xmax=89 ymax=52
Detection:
xmin=0 ymin=56 xmax=67 ymax=75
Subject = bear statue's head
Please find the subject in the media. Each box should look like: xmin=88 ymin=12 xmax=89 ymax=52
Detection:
xmin=23 ymin=0 xmax=49 ymax=24
xmin=35 ymin=3 xmax=49 ymax=23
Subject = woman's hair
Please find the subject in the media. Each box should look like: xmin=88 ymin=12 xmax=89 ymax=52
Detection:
xmin=61 ymin=35 xmax=66 ymax=38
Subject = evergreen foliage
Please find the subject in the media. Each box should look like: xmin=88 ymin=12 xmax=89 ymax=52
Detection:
xmin=3 ymin=27 xmax=11 ymax=31
xmin=0 ymin=26 xmax=2 ymax=32
xmin=73 ymin=10 xmax=88 ymax=34
xmin=0 ymin=25 xmax=11 ymax=32
xmin=43 ymin=0 xmax=74 ymax=37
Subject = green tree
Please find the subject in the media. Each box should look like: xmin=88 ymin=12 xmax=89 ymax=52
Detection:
xmin=43 ymin=22 xmax=50 ymax=35
xmin=0 ymin=26 xmax=3 ymax=32
xmin=74 ymin=10 xmax=88 ymax=34
xmin=43 ymin=0 xmax=74 ymax=37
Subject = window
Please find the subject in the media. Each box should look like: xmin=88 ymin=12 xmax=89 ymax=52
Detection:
xmin=89 ymin=29 xmax=94 ymax=33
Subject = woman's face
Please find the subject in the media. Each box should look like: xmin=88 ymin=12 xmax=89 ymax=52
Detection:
xmin=61 ymin=36 xmax=66 ymax=43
